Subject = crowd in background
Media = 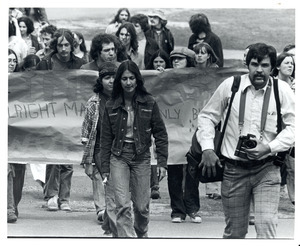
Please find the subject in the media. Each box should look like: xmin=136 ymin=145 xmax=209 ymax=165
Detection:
xmin=8 ymin=7 xmax=295 ymax=239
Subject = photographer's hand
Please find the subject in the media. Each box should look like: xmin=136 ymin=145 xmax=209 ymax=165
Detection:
xmin=199 ymin=149 xmax=222 ymax=177
xmin=245 ymin=141 xmax=271 ymax=160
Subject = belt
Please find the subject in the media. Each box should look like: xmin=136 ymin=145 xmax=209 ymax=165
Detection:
xmin=222 ymin=156 xmax=276 ymax=168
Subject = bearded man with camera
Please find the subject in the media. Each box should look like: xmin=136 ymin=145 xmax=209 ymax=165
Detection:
xmin=197 ymin=43 xmax=295 ymax=239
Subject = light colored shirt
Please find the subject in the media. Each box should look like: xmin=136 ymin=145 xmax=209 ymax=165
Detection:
xmin=197 ymin=74 xmax=295 ymax=160
xmin=105 ymin=22 xmax=121 ymax=35
xmin=8 ymin=36 xmax=28 ymax=63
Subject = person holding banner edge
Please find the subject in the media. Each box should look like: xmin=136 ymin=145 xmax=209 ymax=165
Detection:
xmin=197 ymin=43 xmax=295 ymax=238
xmin=99 ymin=60 xmax=168 ymax=237
xmin=37 ymin=28 xmax=85 ymax=211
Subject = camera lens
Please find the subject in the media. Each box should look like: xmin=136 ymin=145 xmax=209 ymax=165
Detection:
xmin=244 ymin=140 xmax=257 ymax=149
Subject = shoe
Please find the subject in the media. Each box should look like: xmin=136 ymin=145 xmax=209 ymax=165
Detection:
xmin=60 ymin=203 xmax=71 ymax=211
xmin=207 ymin=193 xmax=221 ymax=200
xmin=7 ymin=213 xmax=17 ymax=223
xmin=151 ymin=189 xmax=160 ymax=199
xmin=103 ymin=230 xmax=112 ymax=235
xmin=189 ymin=212 xmax=202 ymax=223
xmin=249 ymin=215 xmax=255 ymax=225
xmin=47 ymin=195 xmax=59 ymax=211
xmin=97 ymin=210 xmax=104 ymax=224
xmin=171 ymin=217 xmax=182 ymax=223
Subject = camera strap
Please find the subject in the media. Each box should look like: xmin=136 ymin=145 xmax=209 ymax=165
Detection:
xmin=238 ymin=78 xmax=272 ymax=140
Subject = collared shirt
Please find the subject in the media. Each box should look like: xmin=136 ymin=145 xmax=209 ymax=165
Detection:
xmin=197 ymin=74 xmax=295 ymax=160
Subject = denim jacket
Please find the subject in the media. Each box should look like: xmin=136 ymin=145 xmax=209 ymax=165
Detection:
xmin=99 ymin=93 xmax=168 ymax=174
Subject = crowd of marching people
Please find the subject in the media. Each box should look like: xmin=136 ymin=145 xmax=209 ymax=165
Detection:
xmin=8 ymin=7 xmax=295 ymax=239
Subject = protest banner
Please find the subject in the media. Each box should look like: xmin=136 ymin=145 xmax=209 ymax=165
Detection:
xmin=8 ymin=67 xmax=247 ymax=165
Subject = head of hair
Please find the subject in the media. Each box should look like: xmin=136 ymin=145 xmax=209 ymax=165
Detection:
xmin=73 ymin=31 xmax=87 ymax=53
xmin=90 ymin=33 xmax=121 ymax=61
xmin=271 ymin=52 xmax=295 ymax=78
xmin=145 ymin=49 xmax=171 ymax=70
xmin=193 ymin=42 xmax=219 ymax=66
xmin=94 ymin=61 xmax=118 ymax=93
xmin=8 ymin=48 xmax=19 ymax=72
xmin=116 ymin=22 xmax=138 ymax=54
xmin=129 ymin=14 xmax=150 ymax=33
xmin=245 ymin=43 xmax=277 ymax=70
xmin=283 ymin=44 xmax=295 ymax=53
xmin=17 ymin=16 xmax=34 ymax=35
xmin=22 ymin=54 xmax=40 ymax=70
xmin=49 ymin=28 xmax=75 ymax=53
xmin=40 ymin=24 xmax=57 ymax=37
xmin=110 ymin=8 xmax=130 ymax=24
xmin=112 ymin=60 xmax=150 ymax=99
xmin=189 ymin=13 xmax=211 ymax=35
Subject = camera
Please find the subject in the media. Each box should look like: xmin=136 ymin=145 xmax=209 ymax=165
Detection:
xmin=234 ymin=134 xmax=257 ymax=159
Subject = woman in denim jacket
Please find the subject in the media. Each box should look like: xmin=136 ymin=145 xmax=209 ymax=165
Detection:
xmin=99 ymin=60 xmax=168 ymax=238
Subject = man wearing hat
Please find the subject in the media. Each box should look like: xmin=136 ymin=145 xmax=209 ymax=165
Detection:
xmin=144 ymin=9 xmax=174 ymax=68
xmin=169 ymin=47 xmax=196 ymax=68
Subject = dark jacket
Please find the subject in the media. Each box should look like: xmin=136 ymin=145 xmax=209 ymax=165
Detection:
xmin=188 ymin=32 xmax=224 ymax=67
xmin=100 ymin=94 xmax=168 ymax=174
xmin=144 ymin=27 xmax=174 ymax=68
xmin=36 ymin=51 xmax=85 ymax=70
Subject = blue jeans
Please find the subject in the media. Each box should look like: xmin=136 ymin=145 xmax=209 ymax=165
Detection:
xmin=94 ymin=149 xmax=117 ymax=236
xmin=110 ymin=142 xmax=151 ymax=238
xmin=222 ymin=161 xmax=281 ymax=238
xmin=167 ymin=164 xmax=187 ymax=219
xmin=43 ymin=164 xmax=73 ymax=204
xmin=103 ymin=178 xmax=118 ymax=237
xmin=285 ymin=155 xmax=295 ymax=203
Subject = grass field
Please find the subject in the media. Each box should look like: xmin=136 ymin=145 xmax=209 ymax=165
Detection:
xmin=47 ymin=8 xmax=295 ymax=52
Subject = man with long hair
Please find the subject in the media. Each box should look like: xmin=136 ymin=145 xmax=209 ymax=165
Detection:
xmin=36 ymin=28 xmax=85 ymax=70
xmin=105 ymin=8 xmax=130 ymax=35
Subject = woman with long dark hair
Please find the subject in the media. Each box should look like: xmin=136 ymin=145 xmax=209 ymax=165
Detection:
xmin=18 ymin=16 xmax=41 ymax=55
xmin=8 ymin=48 xmax=19 ymax=73
xmin=99 ymin=60 xmax=168 ymax=237
xmin=193 ymin=42 xmax=219 ymax=68
xmin=145 ymin=49 xmax=171 ymax=72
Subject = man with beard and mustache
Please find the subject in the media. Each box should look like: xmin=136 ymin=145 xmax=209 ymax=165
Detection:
xmin=197 ymin=43 xmax=295 ymax=238
xmin=36 ymin=28 xmax=85 ymax=70
xmin=81 ymin=33 xmax=127 ymax=71
xmin=105 ymin=8 xmax=131 ymax=35
xmin=144 ymin=9 xmax=174 ymax=68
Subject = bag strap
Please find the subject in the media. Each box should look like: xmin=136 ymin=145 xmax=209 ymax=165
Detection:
xmin=215 ymin=75 xmax=241 ymax=154
xmin=273 ymin=78 xmax=288 ymax=160
xmin=273 ymin=78 xmax=282 ymax=133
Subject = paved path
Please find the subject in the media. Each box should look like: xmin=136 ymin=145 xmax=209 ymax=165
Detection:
xmin=7 ymin=165 xmax=295 ymax=239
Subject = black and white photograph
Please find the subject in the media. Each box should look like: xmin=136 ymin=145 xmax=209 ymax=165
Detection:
xmin=3 ymin=0 xmax=297 ymax=243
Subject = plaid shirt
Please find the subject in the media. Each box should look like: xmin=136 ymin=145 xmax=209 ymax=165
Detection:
xmin=81 ymin=94 xmax=101 ymax=165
